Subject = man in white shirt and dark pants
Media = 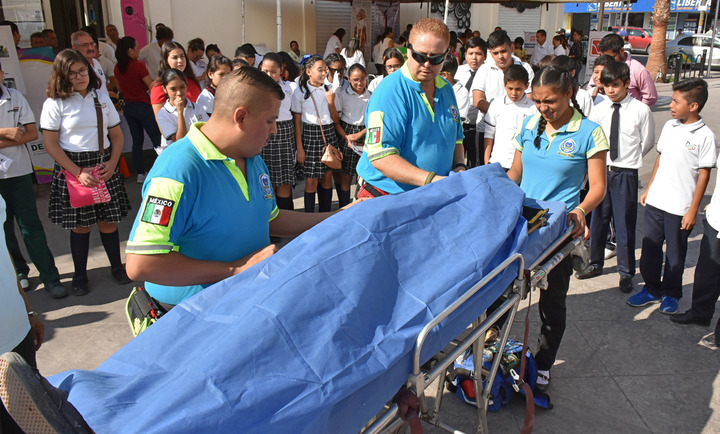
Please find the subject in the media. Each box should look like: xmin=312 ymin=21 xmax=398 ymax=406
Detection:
xmin=530 ymin=29 xmax=553 ymax=67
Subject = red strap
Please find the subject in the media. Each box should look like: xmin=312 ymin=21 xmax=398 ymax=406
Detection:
xmin=395 ymin=389 xmax=423 ymax=434
xmin=519 ymin=272 xmax=535 ymax=434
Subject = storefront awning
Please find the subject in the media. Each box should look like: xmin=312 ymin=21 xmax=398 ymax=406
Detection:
xmin=564 ymin=0 xmax=710 ymax=13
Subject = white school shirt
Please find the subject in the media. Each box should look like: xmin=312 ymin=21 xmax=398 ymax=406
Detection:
xmin=155 ymin=100 xmax=206 ymax=152
xmin=341 ymin=48 xmax=365 ymax=67
xmin=99 ymin=41 xmax=115 ymax=63
xmin=589 ymin=94 xmax=654 ymax=169
xmin=470 ymin=59 xmax=534 ymax=127
xmin=645 ymin=118 xmax=718 ymax=216
xmin=454 ymin=64 xmax=480 ymax=124
xmin=40 ymin=90 xmax=121 ymax=153
xmin=368 ymin=75 xmax=384 ymax=93
xmin=530 ymin=40 xmax=553 ymax=66
xmin=575 ymin=88 xmax=594 ymax=117
xmin=291 ymin=84 xmax=334 ymax=125
xmin=452 ymin=82 xmax=470 ymax=123
xmin=277 ymin=80 xmax=295 ymax=122
xmin=372 ymin=41 xmax=384 ymax=64
xmin=0 ymin=195 xmax=30 ymax=355
xmin=324 ymin=35 xmax=342 ymax=58
xmin=334 ymin=86 xmax=370 ymax=125
xmin=484 ymin=94 xmax=536 ymax=168
xmin=704 ymin=176 xmax=720 ymax=236
xmin=195 ymin=86 xmax=215 ymax=117
xmin=190 ymin=59 xmax=207 ymax=88
xmin=0 ymin=86 xmax=36 ymax=179
xmin=139 ymin=43 xmax=162 ymax=80
xmin=91 ymin=58 xmax=109 ymax=96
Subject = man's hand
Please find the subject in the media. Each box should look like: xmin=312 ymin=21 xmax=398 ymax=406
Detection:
xmin=29 ymin=315 xmax=44 ymax=351
xmin=231 ymin=244 xmax=278 ymax=275
xmin=0 ymin=127 xmax=24 ymax=142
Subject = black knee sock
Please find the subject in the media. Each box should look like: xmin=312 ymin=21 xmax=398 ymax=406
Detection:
xmin=318 ymin=186 xmax=333 ymax=212
xmin=70 ymin=231 xmax=90 ymax=280
xmin=338 ymin=189 xmax=351 ymax=208
xmin=304 ymin=191 xmax=316 ymax=213
xmin=276 ymin=196 xmax=293 ymax=210
xmin=100 ymin=230 xmax=123 ymax=269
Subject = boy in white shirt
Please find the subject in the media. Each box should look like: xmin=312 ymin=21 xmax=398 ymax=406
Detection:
xmin=578 ymin=60 xmax=654 ymax=294
xmin=628 ymin=78 xmax=717 ymax=314
xmin=483 ymin=64 xmax=536 ymax=169
xmin=439 ymin=55 xmax=469 ymax=124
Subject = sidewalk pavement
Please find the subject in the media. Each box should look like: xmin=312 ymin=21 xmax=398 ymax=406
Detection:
xmin=16 ymin=77 xmax=720 ymax=433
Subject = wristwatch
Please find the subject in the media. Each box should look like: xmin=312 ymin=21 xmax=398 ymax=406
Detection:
xmin=27 ymin=311 xmax=38 ymax=317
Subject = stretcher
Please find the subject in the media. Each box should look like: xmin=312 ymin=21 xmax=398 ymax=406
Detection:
xmin=48 ymin=164 xmax=572 ymax=433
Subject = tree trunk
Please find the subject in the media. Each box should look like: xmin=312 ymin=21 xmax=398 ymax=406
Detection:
xmin=646 ymin=0 xmax=671 ymax=82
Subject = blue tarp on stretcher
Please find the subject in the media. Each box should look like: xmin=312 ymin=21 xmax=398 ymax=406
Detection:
xmin=49 ymin=164 xmax=566 ymax=433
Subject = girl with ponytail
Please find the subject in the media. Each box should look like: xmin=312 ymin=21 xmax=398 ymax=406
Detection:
xmin=506 ymin=65 xmax=608 ymax=391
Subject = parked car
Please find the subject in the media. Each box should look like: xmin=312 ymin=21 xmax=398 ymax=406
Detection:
xmin=613 ymin=26 xmax=653 ymax=54
xmin=666 ymin=34 xmax=720 ymax=67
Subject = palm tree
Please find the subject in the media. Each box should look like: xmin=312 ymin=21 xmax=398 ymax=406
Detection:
xmin=645 ymin=0 xmax=671 ymax=81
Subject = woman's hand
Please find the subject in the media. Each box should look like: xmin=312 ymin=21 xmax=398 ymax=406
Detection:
xmin=99 ymin=161 xmax=117 ymax=181
xmin=77 ymin=168 xmax=99 ymax=187
xmin=347 ymin=131 xmax=364 ymax=142
xmin=297 ymin=146 xmax=306 ymax=165
xmin=567 ymin=208 xmax=589 ymax=239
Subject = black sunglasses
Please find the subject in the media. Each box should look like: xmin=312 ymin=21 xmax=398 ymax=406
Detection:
xmin=407 ymin=43 xmax=448 ymax=65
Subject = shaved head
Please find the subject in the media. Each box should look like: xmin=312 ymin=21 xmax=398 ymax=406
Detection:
xmin=212 ymin=67 xmax=284 ymax=120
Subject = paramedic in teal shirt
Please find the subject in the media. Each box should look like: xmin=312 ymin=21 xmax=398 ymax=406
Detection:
xmin=356 ymin=18 xmax=466 ymax=198
xmin=126 ymin=68 xmax=357 ymax=307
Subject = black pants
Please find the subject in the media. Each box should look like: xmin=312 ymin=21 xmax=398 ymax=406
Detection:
xmin=589 ymin=169 xmax=638 ymax=277
xmin=688 ymin=216 xmax=720 ymax=336
xmin=535 ymin=254 xmax=573 ymax=371
xmin=640 ymin=205 xmax=690 ymax=299
xmin=124 ymin=101 xmax=162 ymax=175
xmin=0 ymin=330 xmax=37 ymax=433
xmin=462 ymin=124 xmax=480 ymax=167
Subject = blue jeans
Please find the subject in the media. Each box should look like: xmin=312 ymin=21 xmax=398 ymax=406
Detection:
xmin=123 ymin=101 xmax=161 ymax=174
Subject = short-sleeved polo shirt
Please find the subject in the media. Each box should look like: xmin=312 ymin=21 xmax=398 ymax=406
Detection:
xmin=126 ymin=123 xmax=279 ymax=305
xmin=0 ymin=86 xmax=36 ymax=179
xmin=355 ymin=63 xmax=464 ymax=194
xmin=470 ymin=57 xmax=534 ymax=127
xmin=335 ymin=86 xmax=370 ymax=125
xmin=645 ymin=118 xmax=717 ymax=216
xmin=512 ymin=109 xmax=608 ymax=210
xmin=40 ymin=90 xmax=121 ymax=153
xmin=155 ymin=101 xmax=206 ymax=151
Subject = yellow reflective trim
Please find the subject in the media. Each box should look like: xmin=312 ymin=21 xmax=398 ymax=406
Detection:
xmin=187 ymin=122 xmax=226 ymax=160
xmin=420 ymin=93 xmax=435 ymax=122
xmin=222 ymin=160 xmax=250 ymax=201
xmin=128 ymin=177 xmax=183 ymax=254
xmin=269 ymin=206 xmax=279 ymax=222
xmin=368 ymin=148 xmax=399 ymax=161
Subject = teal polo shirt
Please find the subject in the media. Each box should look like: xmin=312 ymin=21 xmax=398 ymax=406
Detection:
xmin=127 ymin=123 xmax=279 ymax=305
xmin=512 ymin=109 xmax=608 ymax=210
xmin=356 ymin=63 xmax=464 ymax=194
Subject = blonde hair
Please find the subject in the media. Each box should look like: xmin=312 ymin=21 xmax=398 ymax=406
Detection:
xmin=409 ymin=18 xmax=450 ymax=44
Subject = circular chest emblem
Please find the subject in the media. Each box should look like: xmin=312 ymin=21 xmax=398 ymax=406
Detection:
xmin=559 ymin=139 xmax=577 ymax=154
xmin=449 ymin=105 xmax=459 ymax=122
xmin=259 ymin=173 xmax=273 ymax=199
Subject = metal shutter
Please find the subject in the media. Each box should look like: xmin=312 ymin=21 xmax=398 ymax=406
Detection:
xmin=315 ymin=0 xmax=353 ymax=55
xmin=497 ymin=6 xmax=542 ymax=41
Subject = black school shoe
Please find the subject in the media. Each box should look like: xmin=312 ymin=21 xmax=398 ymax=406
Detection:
xmin=619 ymin=276 xmax=634 ymax=294
xmin=575 ymin=264 xmax=602 ymax=280
xmin=71 ymin=277 xmax=89 ymax=296
xmin=0 ymin=352 xmax=93 ymax=433
xmin=671 ymin=310 xmax=712 ymax=327
xmin=111 ymin=266 xmax=132 ymax=285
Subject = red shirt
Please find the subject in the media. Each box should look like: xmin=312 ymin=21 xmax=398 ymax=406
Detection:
xmin=150 ymin=78 xmax=201 ymax=105
xmin=114 ymin=60 xmax=152 ymax=104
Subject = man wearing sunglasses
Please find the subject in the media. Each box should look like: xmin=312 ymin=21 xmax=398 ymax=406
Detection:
xmin=356 ymin=18 xmax=465 ymax=198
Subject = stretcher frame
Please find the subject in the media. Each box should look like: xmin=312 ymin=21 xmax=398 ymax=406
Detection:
xmin=362 ymin=225 xmax=580 ymax=434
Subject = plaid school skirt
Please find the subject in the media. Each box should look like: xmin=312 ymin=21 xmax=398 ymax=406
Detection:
xmin=261 ymin=120 xmax=296 ymax=187
xmin=339 ymin=121 xmax=364 ymax=175
xmin=49 ymin=150 xmax=132 ymax=230
xmin=301 ymin=122 xmax=338 ymax=179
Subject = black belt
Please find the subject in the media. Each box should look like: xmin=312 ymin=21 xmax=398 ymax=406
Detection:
xmin=608 ymin=166 xmax=637 ymax=173
xmin=361 ymin=182 xmax=388 ymax=198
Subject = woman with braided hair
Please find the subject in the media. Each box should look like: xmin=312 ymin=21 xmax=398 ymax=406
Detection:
xmin=507 ymin=65 xmax=608 ymax=391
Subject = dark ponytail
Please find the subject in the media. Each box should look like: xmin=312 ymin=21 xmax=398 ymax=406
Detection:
xmin=534 ymin=116 xmax=547 ymax=149
xmin=299 ymin=55 xmax=328 ymax=100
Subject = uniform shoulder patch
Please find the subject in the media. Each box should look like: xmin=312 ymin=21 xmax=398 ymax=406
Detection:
xmin=260 ymin=173 xmax=273 ymax=199
xmin=367 ymin=127 xmax=382 ymax=145
xmin=141 ymin=196 xmax=175 ymax=226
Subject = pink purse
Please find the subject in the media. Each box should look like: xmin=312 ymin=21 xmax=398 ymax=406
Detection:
xmin=63 ymin=93 xmax=112 ymax=208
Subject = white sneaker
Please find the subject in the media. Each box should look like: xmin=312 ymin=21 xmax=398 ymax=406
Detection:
xmin=136 ymin=173 xmax=146 ymax=184
xmin=604 ymin=248 xmax=617 ymax=260
xmin=17 ymin=273 xmax=29 ymax=290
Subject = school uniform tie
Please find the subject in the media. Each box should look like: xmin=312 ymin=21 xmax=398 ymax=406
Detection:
xmin=609 ymin=103 xmax=621 ymax=161
xmin=465 ymin=69 xmax=477 ymax=91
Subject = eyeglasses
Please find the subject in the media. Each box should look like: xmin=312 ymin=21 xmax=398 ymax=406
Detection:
xmin=328 ymin=67 xmax=346 ymax=75
xmin=385 ymin=63 xmax=402 ymax=71
xmin=77 ymin=42 xmax=95 ymax=49
xmin=407 ymin=43 xmax=448 ymax=66
xmin=68 ymin=68 xmax=89 ymax=80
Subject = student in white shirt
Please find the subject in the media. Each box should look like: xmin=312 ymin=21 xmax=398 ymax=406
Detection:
xmin=530 ymin=29 xmax=554 ymax=66
xmin=341 ymin=38 xmax=365 ymax=68
xmin=439 ymin=55 xmax=469 ymax=122
xmin=577 ymin=61 xmax=655 ymax=294
xmin=259 ymin=53 xmax=298 ymax=211
xmin=291 ymin=55 xmax=339 ymax=213
xmin=155 ymin=68 xmax=206 ymax=154
xmin=329 ymin=63 xmax=370 ymax=207
xmin=552 ymin=35 xmax=569 ymax=56
xmin=187 ymin=37 xmax=208 ymax=88
xmin=588 ymin=55 xmax=613 ymax=105
xmin=196 ymin=55 xmax=232 ymax=117
xmin=628 ymin=78 xmax=717 ymax=314
xmin=324 ymin=53 xmax=349 ymax=93
xmin=368 ymin=48 xmax=404 ymax=93
xmin=324 ymin=28 xmax=346 ymax=58
xmin=455 ymin=37 xmax=487 ymax=168
xmin=483 ymin=65 xmax=536 ymax=168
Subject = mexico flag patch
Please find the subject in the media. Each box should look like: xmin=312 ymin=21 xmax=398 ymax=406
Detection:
xmin=367 ymin=127 xmax=382 ymax=145
xmin=141 ymin=196 xmax=175 ymax=226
